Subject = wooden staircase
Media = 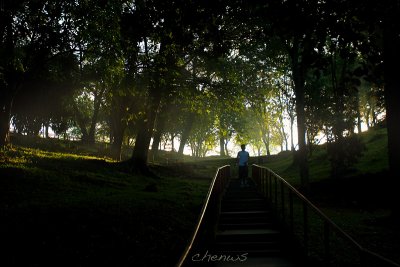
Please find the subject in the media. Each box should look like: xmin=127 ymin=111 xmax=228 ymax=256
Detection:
xmin=212 ymin=178 xmax=299 ymax=267
xmin=179 ymin=165 xmax=399 ymax=267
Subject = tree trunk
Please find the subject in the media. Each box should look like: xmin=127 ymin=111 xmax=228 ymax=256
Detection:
xmin=383 ymin=12 xmax=400 ymax=219
xmin=151 ymin=103 xmax=168 ymax=157
xmin=278 ymin=92 xmax=289 ymax=151
xmin=87 ymin=86 xmax=106 ymax=144
xmin=111 ymin=127 xmax=125 ymax=161
xmin=0 ymin=14 xmax=23 ymax=146
xmin=294 ymin=82 xmax=309 ymax=192
xmin=171 ymin=133 xmax=176 ymax=151
xmin=73 ymin=101 xmax=89 ymax=142
xmin=131 ymin=121 xmax=151 ymax=170
xmin=330 ymin=55 xmax=347 ymax=178
xmin=290 ymin=115 xmax=295 ymax=151
xmin=0 ymin=96 xmax=12 ymax=147
xmin=151 ymin=128 xmax=162 ymax=156
xmin=356 ymin=92 xmax=363 ymax=133
xmin=219 ymin=137 xmax=226 ymax=156
xmin=281 ymin=124 xmax=288 ymax=151
xmin=365 ymin=107 xmax=371 ymax=129
xmin=131 ymin=91 xmax=162 ymax=172
xmin=179 ymin=57 xmax=197 ymax=156
xmin=262 ymin=130 xmax=271 ymax=156
xmin=224 ymin=139 xmax=230 ymax=156
xmin=178 ymin=113 xmax=195 ymax=155
xmin=371 ymin=110 xmax=377 ymax=126
xmin=307 ymin=132 xmax=312 ymax=157
xmin=291 ymin=38 xmax=310 ymax=193
xmin=44 ymin=122 xmax=50 ymax=138
xmin=110 ymin=108 xmax=127 ymax=161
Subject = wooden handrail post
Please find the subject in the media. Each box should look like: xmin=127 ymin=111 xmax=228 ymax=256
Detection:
xmin=274 ymin=175 xmax=278 ymax=206
xmin=289 ymin=190 xmax=294 ymax=234
xmin=281 ymin=180 xmax=285 ymax=222
xmin=324 ymin=221 xmax=331 ymax=265
xmin=303 ymin=201 xmax=309 ymax=257
xmin=263 ymin=168 xmax=267 ymax=196
xmin=268 ymin=171 xmax=272 ymax=200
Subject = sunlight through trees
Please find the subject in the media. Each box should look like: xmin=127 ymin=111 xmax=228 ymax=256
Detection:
xmin=1 ymin=1 xmax=398 ymax=201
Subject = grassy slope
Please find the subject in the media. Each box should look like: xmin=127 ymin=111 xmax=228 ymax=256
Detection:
xmin=262 ymin=126 xmax=399 ymax=264
xmin=0 ymin=145 xmax=210 ymax=267
xmin=2 ymin=128 xmax=398 ymax=265
xmin=264 ymin=127 xmax=388 ymax=184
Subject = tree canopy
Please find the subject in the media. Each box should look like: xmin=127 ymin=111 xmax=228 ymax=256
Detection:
xmin=1 ymin=1 xmax=399 ymax=209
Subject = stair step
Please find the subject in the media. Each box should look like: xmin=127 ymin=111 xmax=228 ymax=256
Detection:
xmin=220 ymin=210 xmax=270 ymax=217
xmin=221 ymin=207 xmax=269 ymax=212
xmin=222 ymin=200 xmax=267 ymax=205
xmin=216 ymin=229 xmax=281 ymax=242
xmin=219 ymin=217 xmax=273 ymax=225
xmin=222 ymin=198 xmax=266 ymax=204
xmin=220 ymin=210 xmax=271 ymax=220
xmin=221 ymin=204 xmax=269 ymax=211
xmin=223 ymin=193 xmax=260 ymax=200
xmin=214 ymin=256 xmax=298 ymax=267
xmin=213 ymin=249 xmax=282 ymax=258
xmin=206 ymin=179 xmax=299 ymax=267
xmin=219 ymin=222 xmax=274 ymax=230
xmin=219 ymin=210 xmax=274 ymax=224
xmin=215 ymin=240 xmax=281 ymax=251
xmin=222 ymin=198 xmax=267 ymax=207
xmin=217 ymin=228 xmax=281 ymax=235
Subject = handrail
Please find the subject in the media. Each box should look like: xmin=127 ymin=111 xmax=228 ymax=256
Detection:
xmin=252 ymin=164 xmax=400 ymax=267
xmin=176 ymin=165 xmax=230 ymax=267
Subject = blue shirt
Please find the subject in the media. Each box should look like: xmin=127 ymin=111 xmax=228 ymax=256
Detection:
xmin=237 ymin=150 xmax=249 ymax=166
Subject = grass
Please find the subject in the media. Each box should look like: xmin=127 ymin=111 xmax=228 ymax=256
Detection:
xmin=264 ymin=127 xmax=389 ymax=184
xmin=2 ymin=127 xmax=398 ymax=266
xmin=0 ymin=144 xmax=210 ymax=267
xmin=259 ymin=126 xmax=400 ymax=265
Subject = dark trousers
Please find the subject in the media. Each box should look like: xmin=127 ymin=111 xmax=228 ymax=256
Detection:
xmin=239 ymin=165 xmax=248 ymax=183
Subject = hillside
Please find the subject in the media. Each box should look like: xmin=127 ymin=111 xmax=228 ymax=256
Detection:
xmin=0 ymin=144 xmax=210 ymax=267
xmin=1 ymin=127 xmax=398 ymax=265
xmin=260 ymin=126 xmax=399 ymax=264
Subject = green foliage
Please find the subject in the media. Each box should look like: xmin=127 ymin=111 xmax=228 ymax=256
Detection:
xmin=188 ymin=111 xmax=218 ymax=157
xmin=358 ymin=81 xmax=385 ymax=128
xmin=327 ymin=135 xmax=366 ymax=178
xmin=1 ymin=0 xmax=394 ymax=176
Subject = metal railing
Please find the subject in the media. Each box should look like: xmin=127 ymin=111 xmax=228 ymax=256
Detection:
xmin=252 ymin=164 xmax=400 ymax=267
xmin=176 ymin=165 xmax=231 ymax=267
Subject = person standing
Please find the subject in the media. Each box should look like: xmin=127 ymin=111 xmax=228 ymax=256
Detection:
xmin=237 ymin=144 xmax=250 ymax=187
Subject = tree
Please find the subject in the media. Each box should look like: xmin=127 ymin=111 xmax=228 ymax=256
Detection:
xmin=359 ymin=83 xmax=385 ymax=129
xmin=127 ymin=0 xmax=213 ymax=171
xmin=0 ymin=1 xmax=78 ymax=147
xmin=72 ymin=81 xmax=106 ymax=144
xmin=235 ymin=0 xmax=328 ymax=192
xmin=381 ymin=1 xmax=400 ymax=219
xmin=326 ymin=0 xmax=400 ymax=216
xmin=188 ymin=110 xmax=217 ymax=157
